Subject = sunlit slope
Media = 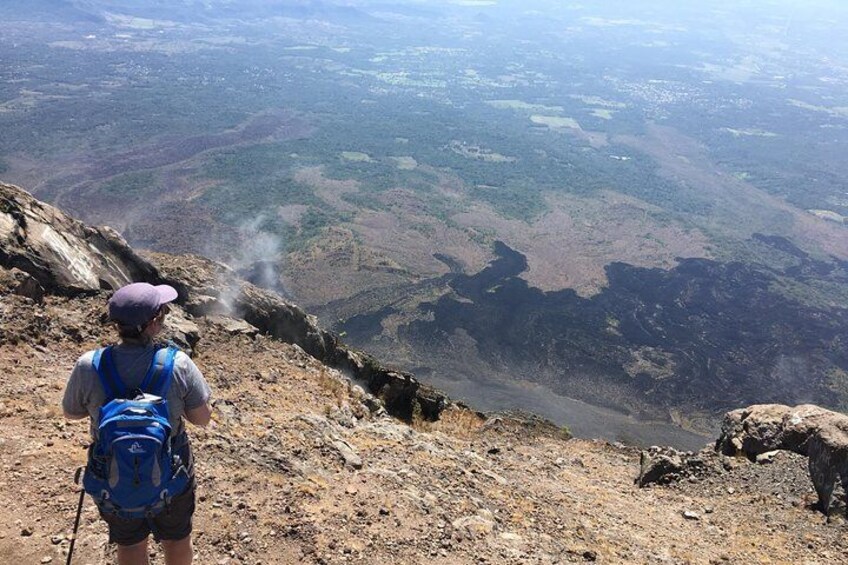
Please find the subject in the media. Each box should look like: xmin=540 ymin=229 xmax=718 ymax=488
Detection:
xmin=2 ymin=0 xmax=848 ymax=439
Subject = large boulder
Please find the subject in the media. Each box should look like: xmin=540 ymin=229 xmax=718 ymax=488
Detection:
xmin=807 ymin=425 xmax=848 ymax=515
xmin=0 ymin=182 xmax=158 ymax=294
xmin=716 ymin=403 xmax=848 ymax=515
xmin=716 ymin=403 xmax=848 ymax=457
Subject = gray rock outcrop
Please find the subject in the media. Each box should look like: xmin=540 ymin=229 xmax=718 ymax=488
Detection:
xmin=807 ymin=427 xmax=848 ymax=515
xmin=1 ymin=182 xmax=157 ymax=294
xmin=716 ymin=403 xmax=848 ymax=514
xmin=716 ymin=404 xmax=848 ymax=457
xmin=1 ymin=183 xmax=449 ymax=423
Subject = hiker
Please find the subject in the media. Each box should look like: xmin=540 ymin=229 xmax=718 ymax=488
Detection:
xmin=62 ymin=282 xmax=212 ymax=565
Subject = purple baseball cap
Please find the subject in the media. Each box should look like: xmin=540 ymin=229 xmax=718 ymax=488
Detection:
xmin=108 ymin=282 xmax=178 ymax=327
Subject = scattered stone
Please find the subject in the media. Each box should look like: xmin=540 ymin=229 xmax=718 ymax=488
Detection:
xmin=215 ymin=399 xmax=240 ymax=422
xmin=40 ymin=557 xmax=52 ymax=564
xmin=452 ymin=515 xmax=496 ymax=538
xmin=208 ymin=315 xmax=260 ymax=337
xmin=637 ymin=448 xmax=684 ymax=486
xmin=637 ymin=444 xmax=721 ymax=486
xmin=163 ymin=308 xmax=201 ymax=352
xmin=683 ymin=510 xmax=701 ymax=521
xmin=362 ymin=397 xmax=384 ymax=414
xmin=20 ymin=526 xmax=33 ymax=537
xmin=359 ymin=420 xmax=414 ymax=442
xmin=6 ymin=268 xmax=45 ymax=302
xmin=756 ymin=451 xmax=779 ymax=465
xmin=331 ymin=440 xmax=363 ymax=470
xmin=328 ymin=404 xmax=358 ymax=429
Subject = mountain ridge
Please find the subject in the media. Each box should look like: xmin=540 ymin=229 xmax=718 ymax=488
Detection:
xmin=2 ymin=182 xmax=848 ymax=563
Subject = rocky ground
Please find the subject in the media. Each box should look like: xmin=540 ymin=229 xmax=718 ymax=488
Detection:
xmin=1 ymin=290 xmax=848 ymax=565
xmin=2 ymin=182 xmax=848 ymax=564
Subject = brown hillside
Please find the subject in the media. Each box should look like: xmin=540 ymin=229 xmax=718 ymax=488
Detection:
xmin=1 ymin=182 xmax=847 ymax=564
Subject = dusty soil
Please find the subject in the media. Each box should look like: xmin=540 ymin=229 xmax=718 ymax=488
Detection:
xmin=1 ymin=287 xmax=847 ymax=564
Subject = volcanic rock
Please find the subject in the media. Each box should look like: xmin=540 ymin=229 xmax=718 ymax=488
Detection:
xmin=0 ymin=182 xmax=158 ymax=294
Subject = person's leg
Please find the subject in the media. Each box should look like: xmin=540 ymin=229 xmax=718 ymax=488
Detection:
xmin=102 ymin=511 xmax=150 ymax=565
xmin=161 ymin=535 xmax=193 ymax=565
xmin=155 ymin=476 xmax=196 ymax=565
xmin=116 ymin=538 xmax=150 ymax=565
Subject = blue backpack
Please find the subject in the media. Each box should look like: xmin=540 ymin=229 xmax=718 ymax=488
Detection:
xmin=83 ymin=345 xmax=191 ymax=519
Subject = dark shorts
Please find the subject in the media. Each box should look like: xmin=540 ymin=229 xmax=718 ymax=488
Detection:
xmin=100 ymin=479 xmax=196 ymax=546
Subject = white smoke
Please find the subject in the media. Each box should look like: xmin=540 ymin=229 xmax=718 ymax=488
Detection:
xmin=201 ymin=212 xmax=288 ymax=318
xmin=235 ymin=214 xmax=283 ymax=291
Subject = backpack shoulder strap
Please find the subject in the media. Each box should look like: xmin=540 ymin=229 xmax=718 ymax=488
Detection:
xmin=140 ymin=345 xmax=179 ymax=398
xmin=92 ymin=346 xmax=127 ymax=401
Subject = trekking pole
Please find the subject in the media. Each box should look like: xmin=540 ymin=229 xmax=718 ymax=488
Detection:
xmin=66 ymin=467 xmax=86 ymax=565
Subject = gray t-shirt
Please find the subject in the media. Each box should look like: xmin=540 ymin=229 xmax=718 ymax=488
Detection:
xmin=62 ymin=342 xmax=212 ymax=439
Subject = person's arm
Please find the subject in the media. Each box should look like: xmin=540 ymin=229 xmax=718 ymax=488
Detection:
xmin=62 ymin=354 xmax=94 ymax=421
xmin=179 ymin=352 xmax=213 ymax=427
xmin=185 ymin=403 xmax=213 ymax=427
